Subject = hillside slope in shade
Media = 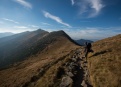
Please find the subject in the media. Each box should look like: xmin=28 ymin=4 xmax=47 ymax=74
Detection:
xmin=0 ymin=29 xmax=49 ymax=68
xmin=0 ymin=30 xmax=79 ymax=87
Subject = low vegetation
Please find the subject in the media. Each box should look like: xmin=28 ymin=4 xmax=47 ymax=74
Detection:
xmin=0 ymin=30 xmax=79 ymax=87
xmin=88 ymin=34 xmax=121 ymax=87
xmin=1 ymin=29 xmax=120 ymax=87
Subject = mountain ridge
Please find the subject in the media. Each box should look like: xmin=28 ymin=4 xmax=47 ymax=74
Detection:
xmin=0 ymin=29 xmax=79 ymax=87
xmin=75 ymin=39 xmax=93 ymax=45
xmin=0 ymin=29 xmax=79 ymax=69
xmin=0 ymin=29 xmax=120 ymax=87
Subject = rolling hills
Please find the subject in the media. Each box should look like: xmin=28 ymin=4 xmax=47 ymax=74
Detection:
xmin=0 ymin=29 xmax=120 ymax=87
xmin=0 ymin=29 xmax=80 ymax=87
xmin=0 ymin=29 xmax=49 ymax=68
xmin=0 ymin=29 xmax=78 ymax=68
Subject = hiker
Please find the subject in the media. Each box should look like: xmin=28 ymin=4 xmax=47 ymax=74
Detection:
xmin=84 ymin=42 xmax=93 ymax=62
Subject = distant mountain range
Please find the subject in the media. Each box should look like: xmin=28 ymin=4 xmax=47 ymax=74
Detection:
xmin=0 ymin=29 xmax=80 ymax=87
xmin=75 ymin=39 xmax=93 ymax=45
xmin=0 ymin=29 xmax=120 ymax=87
xmin=0 ymin=32 xmax=14 ymax=38
xmin=0 ymin=30 xmax=94 ymax=68
xmin=0 ymin=29 xmax=79 ymax=68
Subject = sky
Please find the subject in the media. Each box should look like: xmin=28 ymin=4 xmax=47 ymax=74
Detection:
xmin=0 ymin=0 xmax=121 ymax=40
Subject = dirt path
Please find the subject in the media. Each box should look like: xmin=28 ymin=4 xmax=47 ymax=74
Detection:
xmin=73 ymin=48 xmax=92 ymax=87
xmin=59 ymin=48 xmax=93 ymax=87
xmin=72 ymin=48 xmax=93 ymax=87
xmin=23 ymin=48 xmax=93 ymax=87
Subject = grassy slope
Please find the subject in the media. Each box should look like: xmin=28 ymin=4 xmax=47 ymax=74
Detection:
xmin=0 ymin=36 xmax=79 ymax=87
xmin=0 ymin=30 xmax=49 ymax=68
xmin=34 ymin=49 xmax=76 ymax=87
xmin=88 ymin=34 xmax=121 ymax=87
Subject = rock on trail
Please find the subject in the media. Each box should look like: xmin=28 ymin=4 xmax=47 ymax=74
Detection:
xmin=59 ymin=48 xmax=93 ymax=87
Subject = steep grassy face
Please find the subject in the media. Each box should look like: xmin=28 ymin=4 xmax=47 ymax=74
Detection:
xmin=0 ymin=30 xmax=79 ymax=87
xmin=88 ymin=34 xmax=121 ymax=87
xmin=0 ymin=29 xmax=79 ymax=69
xmin=0 ymin=29 xmax=49 ymax=68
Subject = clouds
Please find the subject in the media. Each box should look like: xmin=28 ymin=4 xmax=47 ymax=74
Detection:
xmin=0 ymin=26 xmax=32 ymax=33
xmin=13 ymin=24 xmax=41 ymax=32
xmin=72 ymin=0 xmax=105 ymax=18
xmin=65 ymin=27 xmax=121 ymax=40
xmin=89 ymin=0 xmax=105 ymax=17
xmin=13 ymin=0 xmax=32 ymax=9
xmin=29 ymin=25 xmax=39 ymax=28
xmin=71 ymin=0 xmax=75 ymax=5
xmin=41 ymin=22 xmax=52 ymax=26
xmin=90 ymin=0 xmax=104 ymax=12
xmin=15 ymin=25 xmax=40 ymax=29
xmin=42 ymin=11 xmax=71 ymax=27
xmin=14 ymin=26 xmax=28 ymax=29
xmin=2 ymin=18 xmax=19 ymax=24
xmin=0 ymin=21 xmax=4 ymax=24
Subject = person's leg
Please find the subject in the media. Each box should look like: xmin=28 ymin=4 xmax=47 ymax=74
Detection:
xmin=85 ymin=52 xmax=88 ymax=62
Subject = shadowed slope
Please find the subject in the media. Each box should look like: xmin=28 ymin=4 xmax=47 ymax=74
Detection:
xmin=0 ymin=30 xmax=80 ymax=87
xmin=0 ymin=29 xmax=49 ymax=68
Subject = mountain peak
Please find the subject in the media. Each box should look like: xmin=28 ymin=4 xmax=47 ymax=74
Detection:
xmin=0 ymin=29 xmax=79 ymax=68
xmin=36 ymin=29 xmax=47 ymax=32
xmin=33 ymin=29 xmax=49 ymax=33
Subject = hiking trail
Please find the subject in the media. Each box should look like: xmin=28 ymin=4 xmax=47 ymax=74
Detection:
xmin=60 ymin=48 xmax=93 ymax=87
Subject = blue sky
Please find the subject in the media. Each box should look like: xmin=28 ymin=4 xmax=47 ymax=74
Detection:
xmin=0 ymin=0 xmax=121 ymax=40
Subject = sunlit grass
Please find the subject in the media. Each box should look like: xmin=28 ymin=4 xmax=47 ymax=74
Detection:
xmin=88 ymin=34 xmax=121 ymax=87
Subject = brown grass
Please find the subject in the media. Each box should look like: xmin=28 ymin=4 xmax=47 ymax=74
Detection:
xmin=0 ymin=36 xmax=79 ymax=87
xmin=34 ymin=48 xmax=77 ymax=87
xmin=88 ymin=34 xmax=121 ymax=87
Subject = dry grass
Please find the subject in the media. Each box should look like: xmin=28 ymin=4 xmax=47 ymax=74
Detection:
xmin=88 ymin=34 xmax=121 ymax=87
xmin=34 ymin=56 xmax=67 ymax=87
xmin=0 ymin=36 xmax=79 ymax=87
xmin=34 ymin=49 xmax=76 ymax=87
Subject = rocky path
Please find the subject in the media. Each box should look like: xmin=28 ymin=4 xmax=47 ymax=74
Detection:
xmin=23 ymin=48 xmax=93 ymax=87
xmin=60 ymin=48 xmax=93 ymax=87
